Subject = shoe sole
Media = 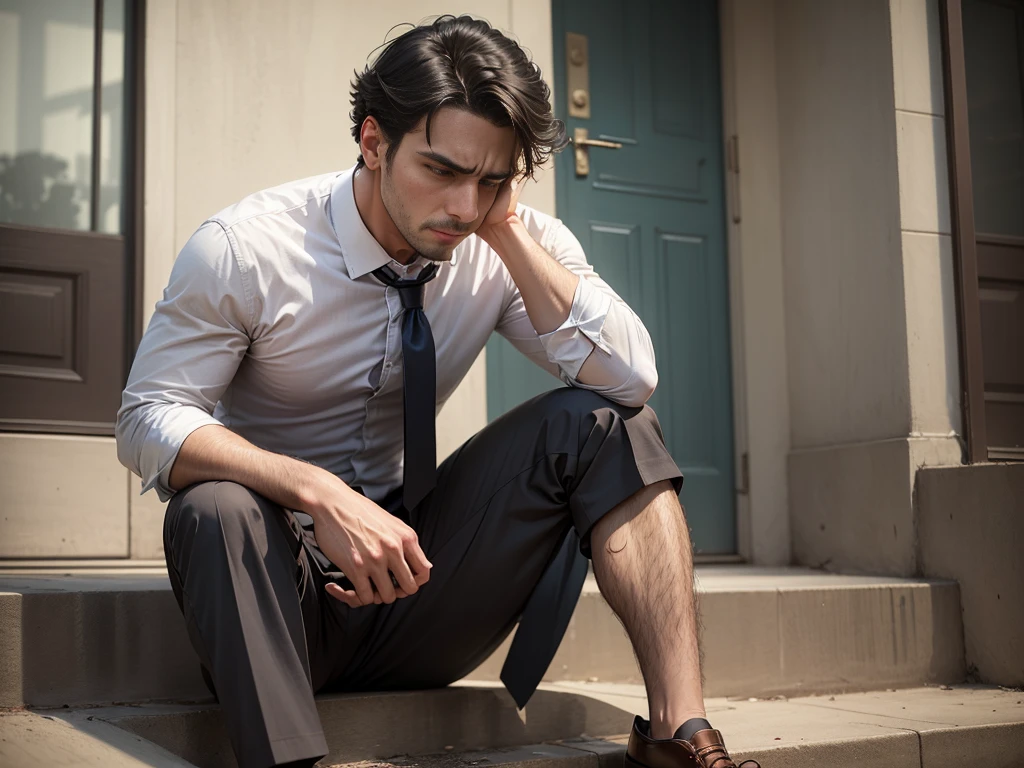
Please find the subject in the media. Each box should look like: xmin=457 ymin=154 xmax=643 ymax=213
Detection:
xmin=625 ymin=745 xmax=702 ymax=768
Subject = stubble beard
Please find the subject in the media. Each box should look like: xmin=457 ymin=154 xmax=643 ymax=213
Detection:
xmin=381 ymin=167 xmax=468 ymax=262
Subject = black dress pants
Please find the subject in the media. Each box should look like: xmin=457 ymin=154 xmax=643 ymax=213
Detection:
xmin=163 ymin=388 xmax=683 ymax=768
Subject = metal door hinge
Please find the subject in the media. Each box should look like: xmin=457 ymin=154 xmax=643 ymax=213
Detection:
xmin=726 ymin=134 xmax=740 ymax=173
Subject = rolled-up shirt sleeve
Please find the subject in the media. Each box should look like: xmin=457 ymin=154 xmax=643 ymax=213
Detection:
xmin=116 ymin=221 xmax=252 ymax=500
xmin=496 ymin=211 xmax=658 ymax=407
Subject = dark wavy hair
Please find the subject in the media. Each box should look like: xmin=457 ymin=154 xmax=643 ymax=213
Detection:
xmin=350 ymin=15 xmax=567 ymax=178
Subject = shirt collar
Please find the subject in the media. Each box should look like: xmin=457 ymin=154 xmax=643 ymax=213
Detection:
xmin=329 ymin=165 xmax=398 ymax=280
xmin=329 ymin=165 xmax=459 ymax=279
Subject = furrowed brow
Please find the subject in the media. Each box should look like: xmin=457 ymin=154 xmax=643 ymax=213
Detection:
xmin=418 ymin=151 xmax=512 ymax=182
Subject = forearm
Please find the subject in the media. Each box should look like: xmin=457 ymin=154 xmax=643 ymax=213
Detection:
xmin=485 ymin=215 xmax=580 ymax=334
xmin=170 ymin=425 xmax=431 ymax=610
xmin=168 ymin=424 xmax=343 ymax=514
xmin=482 ymin=206 xmax=657 ymax=406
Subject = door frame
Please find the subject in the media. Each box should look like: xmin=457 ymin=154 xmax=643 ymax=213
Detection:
xmin=940 ymin=0 xmax=988 ymax=463
xmin=718 ymin=0 xmax=751 ymax=563
xmin=129 ymin=0 xmax=147 ymax=358
xmin=939 ymin=0 xmax=1024 ymax=463
xmin=716 ymin=0 xmax=792 ymax=565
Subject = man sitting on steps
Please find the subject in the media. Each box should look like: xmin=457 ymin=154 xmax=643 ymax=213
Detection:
xmin=116 ymin=15 xmax=759 ymax=768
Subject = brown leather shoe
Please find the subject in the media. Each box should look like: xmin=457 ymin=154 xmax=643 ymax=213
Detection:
xmin=625 ymin=716 xmax=760 ymax=768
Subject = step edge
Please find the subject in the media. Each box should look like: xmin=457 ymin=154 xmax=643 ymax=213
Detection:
xmin=0 ymin=579 xmax=962 ymax=598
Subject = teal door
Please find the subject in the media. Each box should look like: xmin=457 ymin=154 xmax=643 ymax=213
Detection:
xmin=487 ymin=0 xmax=735 ymax=553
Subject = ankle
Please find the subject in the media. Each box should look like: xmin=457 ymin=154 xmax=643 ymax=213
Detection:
xmin=649 ymin=708 xmax=708 ymax=740
xmin=676 ymin=717 xmax=713 ymax=742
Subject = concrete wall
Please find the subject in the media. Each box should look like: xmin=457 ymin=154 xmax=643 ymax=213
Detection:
xmin=918 ymin=464 xmax=1024 ymax=687
xmin=777 ymin=0 xmax=962 ymax=575
xmin=778 ymin=0 xmax=910 ymax=449
xmin=0 ymin=435 xmax=128 ymax=558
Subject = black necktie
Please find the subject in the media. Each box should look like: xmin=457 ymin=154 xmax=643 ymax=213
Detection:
xmin=375 ymin=260 xmax=585 ymax=710
xmin=373 ymin=262 xmax=440 ymax=511
xmin=500 ymin=528 xmax=589 ymax=709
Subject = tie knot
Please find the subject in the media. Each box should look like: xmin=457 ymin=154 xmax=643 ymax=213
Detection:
xmin=397 ymin=282 xmax=423 ymax=310
xmin=372 ymin=263 xmax=439 ymax=311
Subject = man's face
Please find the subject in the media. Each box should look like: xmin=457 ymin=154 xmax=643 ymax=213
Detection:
xmin=379 ymin=107 xmax=518 ymax=261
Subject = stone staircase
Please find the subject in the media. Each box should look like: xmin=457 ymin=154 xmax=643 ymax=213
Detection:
xmin=2 ymin=564 xmax=1022 ymax=767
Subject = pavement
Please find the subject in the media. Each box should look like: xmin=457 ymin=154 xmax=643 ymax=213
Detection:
xmin=1 ymin=682 xmax=1022 ymax=768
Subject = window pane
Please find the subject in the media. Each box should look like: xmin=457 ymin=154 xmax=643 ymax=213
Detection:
xmin=99 ymin=0 xmax=125 ymax=235
xmin=0 ymin=0 xmax=95 ymax=231
xmin=963 ymin=0 xmax=1024 ymax=239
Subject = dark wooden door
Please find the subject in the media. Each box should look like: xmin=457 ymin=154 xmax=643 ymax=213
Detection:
xmin=0 ymin=0 xmax=141 ymax=435
xmin=963 ymin=0 xmax=1024 ymax=459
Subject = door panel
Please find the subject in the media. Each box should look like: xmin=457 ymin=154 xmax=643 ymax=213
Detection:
xmin=0 ymin=226 xmax=126 ymax=432
xmin=488 ymin=0 xmax=736 ymax=553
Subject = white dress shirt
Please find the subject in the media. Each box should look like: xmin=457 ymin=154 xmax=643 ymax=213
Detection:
xmin=116 ymin=167 xmax=658 ymax=502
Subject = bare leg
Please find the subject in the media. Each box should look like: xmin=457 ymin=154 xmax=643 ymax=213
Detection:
xmin=590 ymin=480 xmax=705 ymax=740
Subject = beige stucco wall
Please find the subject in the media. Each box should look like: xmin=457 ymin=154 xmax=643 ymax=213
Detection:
xmin=0 ymin=434 xmax=129 ymax=558
xmin=776 ymin=0 xmax=962 ymax=575
xmin=777 ymin=0 xmax=910 ymax=447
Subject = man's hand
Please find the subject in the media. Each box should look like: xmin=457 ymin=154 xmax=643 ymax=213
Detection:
xmin=301 ymin=468 xmax=432 ymax=608
xmin=476 ymin=173 xmax=526 ymax=248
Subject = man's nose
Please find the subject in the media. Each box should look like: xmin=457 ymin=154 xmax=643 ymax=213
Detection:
xmin=445 ymin=181 xmax=479 ymax=223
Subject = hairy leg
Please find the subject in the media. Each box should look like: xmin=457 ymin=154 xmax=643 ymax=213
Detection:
xmin=590 ymin=480 xmax=705 ymax=739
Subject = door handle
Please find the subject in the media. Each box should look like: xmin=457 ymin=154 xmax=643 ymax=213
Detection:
xmin=573 ymin=128 xmax=623 ymax=177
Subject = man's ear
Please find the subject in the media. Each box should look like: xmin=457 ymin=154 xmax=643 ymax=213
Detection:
xmin=360 ymin=116 xmax=387 ymax=171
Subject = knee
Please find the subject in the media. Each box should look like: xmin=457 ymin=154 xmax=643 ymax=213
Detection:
xmin=164 ymin=481 xmax=263 ymax=553
xmin=534 ymin=387 xmax=660 ymax=428
xmin=532 ymin=387 xmax=627 ymax=419
xmin=556 ymin=391 xmax=670 ymax=459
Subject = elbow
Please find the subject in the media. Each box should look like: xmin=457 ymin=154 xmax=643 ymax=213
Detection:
xmin=620 ymin=361 xmax=658 ymax=408
xmin=114 ymin=403 xmax=143 ymax=476
xmin=636 ymin=361 xmax=658 ymax=405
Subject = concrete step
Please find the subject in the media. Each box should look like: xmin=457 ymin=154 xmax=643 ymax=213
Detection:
xmin=2 ymin=683 xmax=1022 ymax=768
xmin=472 ymin=566 xmax=967 ymax=697
xmin=0 ymin=565 xmax=965 ymax=707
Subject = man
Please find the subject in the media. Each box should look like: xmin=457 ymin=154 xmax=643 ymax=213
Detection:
xmin=117 ymin=15 xmax=759 ymax=768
